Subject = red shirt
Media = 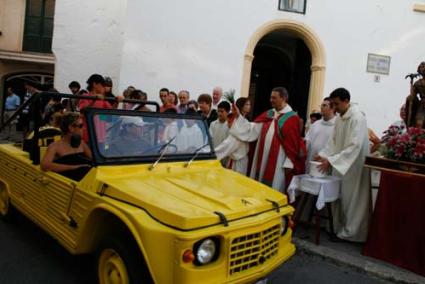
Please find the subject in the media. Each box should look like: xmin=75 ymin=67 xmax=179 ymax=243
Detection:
xmin=79 ymin=94 xmax=112 ymax=143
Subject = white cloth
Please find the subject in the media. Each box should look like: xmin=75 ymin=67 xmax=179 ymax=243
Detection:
xmin=305 ymin=117 xmax=336 ymax=172
xmin=230 ymin=105 xmax=294 ymax=192
xmin=318 ymin=103 xmax=371 ymax=242
xmin=215 ymin=134 xmax=249 ymax=175
xmin=209 ymin=120 xmax=229 ymax=148
xmin=288 ymin=174 xmax=341 ymax=210
xmin=163 ymin=121 xmax=178 ymax=142
xmin=175 ymin=122 xmax=205 ymax=153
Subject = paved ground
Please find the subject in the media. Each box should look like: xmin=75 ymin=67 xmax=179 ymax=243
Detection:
xmin=0 ymin=211 xmax=390 ymax=284
xmin=293 ymin=220 xmax=425 ymax=284
xmin=269 ymin=252 xmax=389 ymax=284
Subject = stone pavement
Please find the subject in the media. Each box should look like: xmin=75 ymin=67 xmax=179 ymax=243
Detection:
xmin=294 ymin=224 xmax=425 ymax=284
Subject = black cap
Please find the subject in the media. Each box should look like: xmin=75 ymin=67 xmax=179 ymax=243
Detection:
xmin=104 ymin=76 xmax=113 ymax=87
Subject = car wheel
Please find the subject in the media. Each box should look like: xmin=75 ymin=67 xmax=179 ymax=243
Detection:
xmin=96 ymin=235 xmax=152 ymax=284
xmin=0 ymin=185 xmax=14 ymax=221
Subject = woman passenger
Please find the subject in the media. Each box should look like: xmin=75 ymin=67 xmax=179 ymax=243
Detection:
xmin=41 ymin=112 xmax=92 ymax=174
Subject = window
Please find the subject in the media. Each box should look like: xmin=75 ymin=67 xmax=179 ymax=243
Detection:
xmin=278 ymin=0 xmax=307 ymax=14
xmin=23 ymin=0 xmax=55 ymax=53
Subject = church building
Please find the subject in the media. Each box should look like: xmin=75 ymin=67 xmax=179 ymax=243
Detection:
xmin=2 ymin=0 xmax=425 ymax=134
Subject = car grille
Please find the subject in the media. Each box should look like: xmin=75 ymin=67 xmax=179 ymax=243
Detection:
xmin=229 ymin=224 xmax=280 ymax=276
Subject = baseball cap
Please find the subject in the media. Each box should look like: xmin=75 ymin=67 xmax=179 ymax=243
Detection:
xmin=121 ymin=116 xmax=147 ymax=127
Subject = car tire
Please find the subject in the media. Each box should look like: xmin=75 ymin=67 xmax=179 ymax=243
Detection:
xmin=96 ymin=235 xmax=153 ymax=284
xmin=0 ymin=185 xmax=15 ymax=222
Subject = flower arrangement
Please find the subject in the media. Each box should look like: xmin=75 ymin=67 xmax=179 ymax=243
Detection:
xmin=381 ymin=124 xmax=405 ymax=144
xmin=381 ymin=127 xmax=425 ymax=163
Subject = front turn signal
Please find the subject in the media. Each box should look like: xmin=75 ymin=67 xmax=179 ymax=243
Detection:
xmin=289 ymin=216 xmax=295 ymax=229
xmin=183 ymin=249 xmax=195 ymax=263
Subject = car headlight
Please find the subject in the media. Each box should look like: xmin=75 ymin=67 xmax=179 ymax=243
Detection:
xmin=281 ymin=216 xmax=289 ymax=236
xmin=194 ymin=238 xmax=219 ymax=265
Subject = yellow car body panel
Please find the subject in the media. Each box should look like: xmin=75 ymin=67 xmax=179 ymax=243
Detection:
xmin=0 ymin=142 xmax=296 ymax=283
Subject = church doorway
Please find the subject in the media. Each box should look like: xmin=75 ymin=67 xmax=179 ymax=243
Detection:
xmin=240 ymin=19 xmax=326 ymax=124
xmin=248 ymin=30 xmax=312 ymax=121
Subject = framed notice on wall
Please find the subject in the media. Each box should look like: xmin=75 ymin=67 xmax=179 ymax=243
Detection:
xmin=367 ymin=53 xmax=391 ymax=75
xmin=278 ymin=0 xmax=307 ymax=14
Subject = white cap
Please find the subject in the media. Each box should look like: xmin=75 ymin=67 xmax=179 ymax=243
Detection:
xmin=121 ymin=116 xmax=146 ymax=127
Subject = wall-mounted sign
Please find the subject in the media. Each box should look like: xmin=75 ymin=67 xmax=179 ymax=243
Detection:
xmin=278 ymin=0 xmax=307 ymax=14
xmin=367 ymin=53 xmax=391 ymax=75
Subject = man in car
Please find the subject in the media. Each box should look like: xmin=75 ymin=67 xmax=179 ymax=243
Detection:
xmin=107 ymin=116 xmax=153 ymax=156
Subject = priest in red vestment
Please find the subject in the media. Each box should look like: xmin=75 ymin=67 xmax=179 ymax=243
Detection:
xmin=229 ymin=87 xmax=306 ymax=192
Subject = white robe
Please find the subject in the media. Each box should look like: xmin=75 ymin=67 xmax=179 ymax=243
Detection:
xmin=305 ymin=117 xmax=336 ymax=172
xmin=215 ymin=134 xmax=249 ymax=175
xmin=319 ymin=104 xmax=371 ymax=242
xmin=175 ymin=122 xmax=206 ymax=153
xmin=230 ymin=105 xmax=294 ymax=192
xmin=209 ymin=120 xmax=229 ymax=148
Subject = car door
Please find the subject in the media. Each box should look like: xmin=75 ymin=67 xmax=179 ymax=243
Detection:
xmin=3 ymin=156 xmax=49 ymax=223
xmin=37 ymin=171 xmax=79 ymax=248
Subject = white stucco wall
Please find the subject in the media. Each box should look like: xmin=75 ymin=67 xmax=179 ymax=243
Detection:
xmin=52 ymin=0 xmax=127 ymax=94
xmin=53 ymin=0 xmax=425 ymax=134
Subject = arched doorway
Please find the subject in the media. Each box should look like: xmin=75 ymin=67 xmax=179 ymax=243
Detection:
xmin=2 ymin=72 xmax=54 ymax=127
xmin=249 ymin=31 xmax=312 ymax=119
xmin=241 ymin=19 xmax=326 ymax=120
xmin=4 ymin=72 xmax=54 ymax=94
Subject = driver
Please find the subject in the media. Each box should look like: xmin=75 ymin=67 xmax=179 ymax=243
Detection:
xmin=41 ymin=112 xmax=92 ymax=177
xmin=107 ymin=116 xmax=152 ymax=156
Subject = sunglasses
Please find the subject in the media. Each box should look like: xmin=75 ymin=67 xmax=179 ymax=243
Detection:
xmin=72 ymin=123 xmax=84 ymax=128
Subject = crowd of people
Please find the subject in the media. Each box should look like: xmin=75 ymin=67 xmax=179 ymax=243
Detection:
xmin=2 ymin=71 xmax=415 ymax=243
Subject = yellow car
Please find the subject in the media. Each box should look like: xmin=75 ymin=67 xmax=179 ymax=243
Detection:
xmin=0 ymin=93 xmax=295 ymax=283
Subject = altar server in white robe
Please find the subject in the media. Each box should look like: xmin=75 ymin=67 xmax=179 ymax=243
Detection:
xmin=305 ymin=97 xmax=337 ymax=172
xmin=298 ymin=97 xmax=336 ymax=222
xmin=229 ymin=87 xmax=306 ymax=192
xmin=175 ymin=119 xmax=206 ymax=153
xmin=215 ymin=114 xmax=249 ymax=175
xmin=315 ymin=88 xmax=371 ymax=242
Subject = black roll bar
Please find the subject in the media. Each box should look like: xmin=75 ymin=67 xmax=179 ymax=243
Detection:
xmin=0 ymin=92 xmax=160 ymax=165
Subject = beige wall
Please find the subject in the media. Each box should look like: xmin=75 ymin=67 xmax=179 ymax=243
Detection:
xmin=0 ymin=0 xmax=26 ymax=51
xmin=0 ymin=61 xmax=54 ymax=79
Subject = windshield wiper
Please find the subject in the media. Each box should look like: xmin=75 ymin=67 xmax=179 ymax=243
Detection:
xmin=184 ymin=143 xmax=210 ymax=168
xmin=148 ymin=136 xmax=176 ymax=170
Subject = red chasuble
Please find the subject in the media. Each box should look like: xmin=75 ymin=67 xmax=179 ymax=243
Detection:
xmin=254 ymin=109 xmax=306 ymax=187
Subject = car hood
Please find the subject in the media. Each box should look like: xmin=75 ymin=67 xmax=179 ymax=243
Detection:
xmin=95 ymin=160 xmax=289 ymax=231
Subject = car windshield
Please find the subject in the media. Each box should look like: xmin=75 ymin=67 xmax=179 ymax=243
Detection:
xmin=92 ymin=113 xmax=212 ymax=159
